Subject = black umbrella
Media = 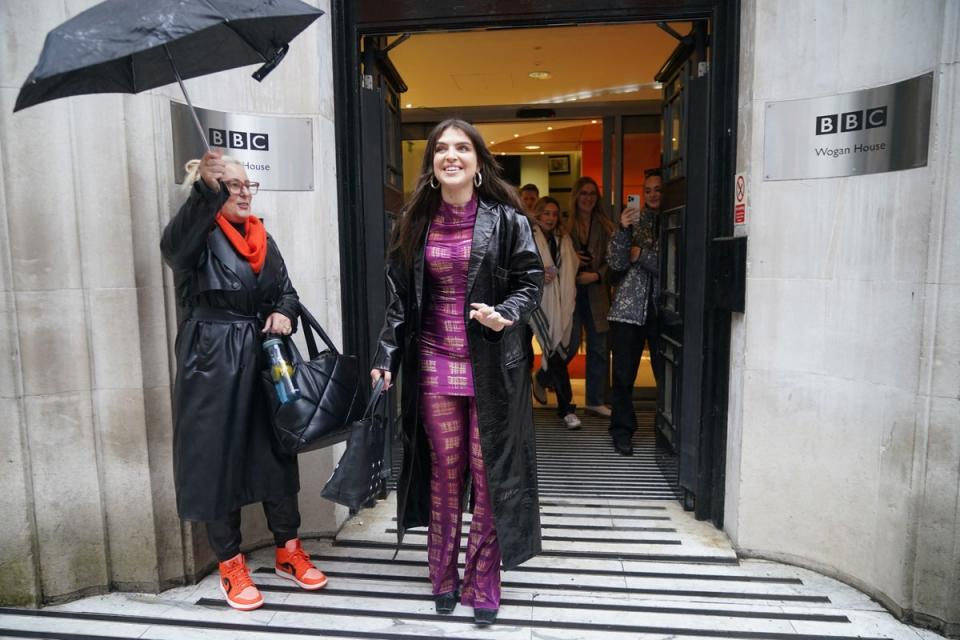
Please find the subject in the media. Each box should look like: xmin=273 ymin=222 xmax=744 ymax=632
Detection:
xmin=14 ymin=0 xmax=324 ymax=149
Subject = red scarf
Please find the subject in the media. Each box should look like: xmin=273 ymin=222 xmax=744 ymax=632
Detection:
xmin=216 ymin=212 xmax=267 ymax=274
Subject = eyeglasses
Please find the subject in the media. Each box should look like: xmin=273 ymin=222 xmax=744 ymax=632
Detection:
xmin=224 ymin=180 xmax=260 ymax=195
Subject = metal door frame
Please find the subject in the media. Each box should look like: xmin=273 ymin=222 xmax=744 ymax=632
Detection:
xmin=330 ymin=0 xmax=740 ymax=527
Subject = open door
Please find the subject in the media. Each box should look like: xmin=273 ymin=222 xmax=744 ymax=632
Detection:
xmin=655 ymin=23 xmax=712 ymax=515
xmin=359 ymin=35 xmax=406 ymax=489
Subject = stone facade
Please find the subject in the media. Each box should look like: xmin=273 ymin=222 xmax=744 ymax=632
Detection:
xmin=726 ymin=0 xmax=960 ymax=634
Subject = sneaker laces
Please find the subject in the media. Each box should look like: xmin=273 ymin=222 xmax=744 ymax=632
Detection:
xmin=287 ymin=545 xmax=316 ymax=575
xmin=221 ymin=558 xmax=255 ymax=592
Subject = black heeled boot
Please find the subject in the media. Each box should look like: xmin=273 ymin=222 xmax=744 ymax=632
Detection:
xmin=474 ymin=608 xmax=498 ymax=625
xmin=434 ymin=591 xmax=458 ymax=614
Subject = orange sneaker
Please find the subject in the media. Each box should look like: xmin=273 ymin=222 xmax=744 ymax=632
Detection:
xmin=275 ymin=538 xmax=328 ymax=590
xmin=218 ymin=553 xmax=263 ymax=611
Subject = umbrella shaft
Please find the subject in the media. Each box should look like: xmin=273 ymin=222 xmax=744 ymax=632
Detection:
xmin=163 ymin=44 xmax=210 ymax=152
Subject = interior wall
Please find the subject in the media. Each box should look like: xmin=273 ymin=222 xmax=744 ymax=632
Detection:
xmin=0 ymin=0 xmax=345 ymax=605
xmin=520 ymin=155 xmax=550 ymax=197
xmin=727 ymin=0 xmax=959 ymax=633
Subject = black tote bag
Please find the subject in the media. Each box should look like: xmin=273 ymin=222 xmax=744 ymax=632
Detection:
xmin=261 ymin=302 xmax=363 ymax=454
xmin=321 ymin=378 xmax=387 ymax=511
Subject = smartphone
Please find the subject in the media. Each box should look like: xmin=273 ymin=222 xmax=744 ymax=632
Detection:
xmin=627 ymin=194 xmax=641 ymax=209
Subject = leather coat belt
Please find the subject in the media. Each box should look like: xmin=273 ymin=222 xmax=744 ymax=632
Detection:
xmin=190 ymin=307 xmax=259 ymax=323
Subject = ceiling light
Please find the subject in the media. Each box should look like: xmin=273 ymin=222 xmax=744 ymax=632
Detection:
xmin=524 ymin=145 xmax=541 ymax=150
xmin=539 ymin=151 xmax=545 ymax=155
xmin=591 ymin=119 xmax=598 ymax=124
xmin=547 ymin=126 xmax=553 ymax=131
xmin=405 ymin=103 xmax=412 ymax=108
xmin=513 ymin=133 xmax=519 ymax=138
xmin=528 ymin=71 xmax=552 ymax=80
xmin=490 ymin=141 xmax=495 ymax=145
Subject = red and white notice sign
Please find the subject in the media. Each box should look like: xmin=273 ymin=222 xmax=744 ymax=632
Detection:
xmin=734 ymin=173 xmax=748 ymax=228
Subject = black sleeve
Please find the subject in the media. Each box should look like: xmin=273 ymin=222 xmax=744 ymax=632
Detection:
xmin=160 ymin=180 xmax=228 ymax=271
xmin=371 ymin=251 xmax=410 ymax=374
xmin=486 ymin=209 xmax=544 ymax=343
xmin=270 ymin=238 xmax=301 ymax=334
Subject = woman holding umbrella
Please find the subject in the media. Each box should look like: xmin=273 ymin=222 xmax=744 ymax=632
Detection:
xmin=161 ymin=150 xmax=327 ymax=611
xmin=370 ymin=119 xmax=544 ymax=626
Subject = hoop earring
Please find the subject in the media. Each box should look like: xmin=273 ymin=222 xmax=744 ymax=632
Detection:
xmin=474 ymin=172 xmax=483 ymax=187
xmin=429 ymin=175 xmax=439 ymax=189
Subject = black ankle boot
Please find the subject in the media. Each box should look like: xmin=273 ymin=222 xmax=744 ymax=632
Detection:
xmin=474 ymin=608 xmax=498 ymax=625
xmin=434 ymin=591 xmax=458 ymax=614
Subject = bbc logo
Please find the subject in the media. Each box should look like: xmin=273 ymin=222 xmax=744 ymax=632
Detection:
xmin=815 ymin=107 xmax=887 ymax=135
xmin=209 ymin=128 xmax=270 ymax=150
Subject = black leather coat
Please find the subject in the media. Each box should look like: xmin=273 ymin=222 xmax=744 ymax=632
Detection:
xmin=160 ymin=181 xmax=300 ymax=521
xmin=372 ymin=198 xmax=545 ymax=570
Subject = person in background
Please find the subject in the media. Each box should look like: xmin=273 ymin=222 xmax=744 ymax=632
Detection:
xmin=519 ymin=183 xmax=540 ymax=215
xmin=518 ymin=182 xmax=542 ymax=389
xmin=529 ymin=196 xmax=581 ymax=429
xmin=160 ymin=150 xmax=327 ymax=611
xmin=370 ymin=119 xmax=544 ymax=627
xmin=606 ymin=168 xmax=663 ymax=456
xmin=567 ymin=176 xmax=615 ymax=418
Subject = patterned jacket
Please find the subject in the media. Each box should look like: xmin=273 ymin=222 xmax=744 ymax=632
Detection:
xmin=606 ymin=206 xmax=659 ymax=326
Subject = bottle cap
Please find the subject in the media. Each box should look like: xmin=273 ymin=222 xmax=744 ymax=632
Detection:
xmin=262 ymin=337 xmax=283 ymax=349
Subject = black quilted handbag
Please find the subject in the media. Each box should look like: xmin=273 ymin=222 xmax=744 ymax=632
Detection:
xmin=321 ymin=377 xmax=387 ymax=511
xmin=261 ymin=302 xmax=362 ymax=454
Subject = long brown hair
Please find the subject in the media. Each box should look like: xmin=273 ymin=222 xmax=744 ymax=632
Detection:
xmin=569 ymin=176 xmax=614 ymax=237
xmin=390 ymin=119 xmax=524 ymax=268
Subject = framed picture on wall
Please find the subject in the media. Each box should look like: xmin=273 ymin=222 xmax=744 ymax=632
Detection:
xmin=548 ymin=155 xmax=570 ymax=174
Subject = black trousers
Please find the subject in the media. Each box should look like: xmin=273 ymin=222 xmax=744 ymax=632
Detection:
xmin=536 ymin=351 xmax=576 ymax=417
xmin=608 ymin=306 xmax=661 ymax=443
xmin=206 ymin=494 xmax=301 ymax=561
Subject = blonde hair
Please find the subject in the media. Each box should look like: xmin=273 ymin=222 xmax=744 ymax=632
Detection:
xmin=533 ymin=196 xmax=566 ymax=237
xmin=181 ymin=154 xmax=242 ymax=192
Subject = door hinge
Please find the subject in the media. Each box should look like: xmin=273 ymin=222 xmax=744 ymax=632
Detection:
xmin=362 ymin=74 xmax=374 ymax=90
xmin=697 ymin=62 xmax=710 ymax=77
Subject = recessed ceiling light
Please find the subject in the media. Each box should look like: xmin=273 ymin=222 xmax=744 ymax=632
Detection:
xmin=591 ymin=119 xmax=598 ymax=124
xmin=547 ymin=126 xmax=553 ymax=131
xmin=524 ymin=145 xmax=541 ymax=150
xmin=539 ymin=151 xmax=545 ymax=155
xmin=490 ymin=141 xmax=495 ymax=145
xmin=513 ymin=133 xmax=519 ymax=138
xmin=405 ymin=103 xmax=412 ymax=108
xmin=528 ymin=71 xmax=552 ymax=80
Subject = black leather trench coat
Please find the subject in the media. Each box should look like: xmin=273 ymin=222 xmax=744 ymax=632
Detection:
xmin=372 ymin=198 xmax=545 ymax=570
xmin=160 ymin=181 xmax=300 ymax=522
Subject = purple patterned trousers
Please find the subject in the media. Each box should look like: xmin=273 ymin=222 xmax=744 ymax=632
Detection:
xmin=420 ymin=393 xmax=501 ymax=610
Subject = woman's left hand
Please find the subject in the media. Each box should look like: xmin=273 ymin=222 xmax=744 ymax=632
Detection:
xmin=469 ymin=302 xmax=514 ymax=332
xmin=262 ymin=312 xmax=293 ymax=335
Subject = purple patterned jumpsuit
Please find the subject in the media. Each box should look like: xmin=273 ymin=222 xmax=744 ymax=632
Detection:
xmin=419 ymin=195 xmax=501 ymax=610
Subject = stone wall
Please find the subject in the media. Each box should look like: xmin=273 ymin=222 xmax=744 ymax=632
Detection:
xmin=726 ymin=0 xmax=959 ymax=634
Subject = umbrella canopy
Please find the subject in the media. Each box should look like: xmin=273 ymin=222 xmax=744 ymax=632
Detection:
xmin=14 ymin=0 xmax=324 ymax=113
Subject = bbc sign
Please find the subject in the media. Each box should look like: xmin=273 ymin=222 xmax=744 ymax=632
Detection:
xmin=764 ymin=73 xmax=932 ymax=180
xmin=209 ymin=129 xmax=270 ymax=151
xmin=815 ymin=107 xmax=887 ymax=135
xmin=171 ymin=102 xmax=314 ymax=191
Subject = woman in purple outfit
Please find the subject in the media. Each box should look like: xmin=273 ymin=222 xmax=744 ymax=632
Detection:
xmin=371 ymin=119 xmax=543 ymax=626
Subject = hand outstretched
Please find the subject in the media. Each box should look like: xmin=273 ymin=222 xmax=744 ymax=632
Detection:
xmin=469 ymin=302 xmax=513 ymax=332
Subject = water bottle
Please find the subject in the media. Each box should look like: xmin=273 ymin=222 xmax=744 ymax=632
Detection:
xmin=263 ymin=337 xmax=300 ymax=405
